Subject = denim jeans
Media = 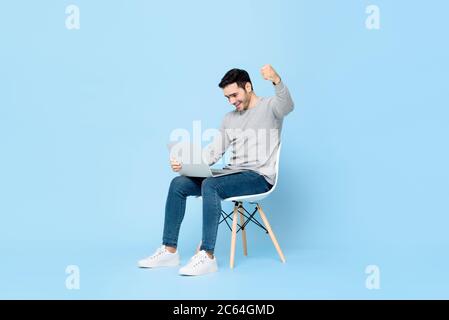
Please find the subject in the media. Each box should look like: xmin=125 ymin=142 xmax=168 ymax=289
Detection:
xmin=162 ymin=170 xmax=273 ymax=253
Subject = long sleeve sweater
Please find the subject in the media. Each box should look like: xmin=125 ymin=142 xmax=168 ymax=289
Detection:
xmin=203 ymin=81 xmax=294 ymax=185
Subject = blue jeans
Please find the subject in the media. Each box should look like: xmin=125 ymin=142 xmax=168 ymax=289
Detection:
xmin=162 ymin=170 xmax=272 ymax=253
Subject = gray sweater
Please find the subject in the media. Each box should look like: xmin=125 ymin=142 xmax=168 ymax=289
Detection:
xmin=204 ymin=81 xmax=294 ymax=185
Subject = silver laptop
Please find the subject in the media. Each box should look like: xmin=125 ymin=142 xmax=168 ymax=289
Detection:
xmin=178 ymin=164 xmax=244 ymax=178
xmin=167 ymin=141 xmax=244 ymax=178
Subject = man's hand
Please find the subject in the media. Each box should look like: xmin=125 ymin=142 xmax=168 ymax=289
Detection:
xmin=170 ymin=158 xmax=182 ymax=172
xmin=261 ymin=64 xmax=281 ymax=85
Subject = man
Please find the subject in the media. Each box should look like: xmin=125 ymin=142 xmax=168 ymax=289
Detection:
xmin=138 ymin=65 xmax=294 ymax=276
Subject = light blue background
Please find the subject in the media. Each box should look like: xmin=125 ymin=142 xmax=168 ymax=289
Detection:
xmin=1 ymin=0 xmax=448 ymax=299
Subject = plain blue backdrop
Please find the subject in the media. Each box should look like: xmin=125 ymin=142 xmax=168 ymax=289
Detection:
xmin=1 ymin=0 xmax=448 ymax=299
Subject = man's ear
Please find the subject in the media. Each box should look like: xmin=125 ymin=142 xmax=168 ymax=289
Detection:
xmin=245 ymin=82 xmax=252 ymax=93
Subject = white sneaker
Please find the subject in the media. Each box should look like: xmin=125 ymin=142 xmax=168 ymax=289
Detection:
xmin=138 ymin=245 xmax=180 ymax=268
xmin=179 ymin=250 xmax=218 ymax=276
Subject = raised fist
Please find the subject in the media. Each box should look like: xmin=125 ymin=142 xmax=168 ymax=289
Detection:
xmin=261 ymin=64 xmax=281 ymax=85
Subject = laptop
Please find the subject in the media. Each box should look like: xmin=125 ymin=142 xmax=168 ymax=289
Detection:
xmin=177 ymin=163 xmax=244 ymax=178
xmin=167 ymin=141 xmax=245 ymax=178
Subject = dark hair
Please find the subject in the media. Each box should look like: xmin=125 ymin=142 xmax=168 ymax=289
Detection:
xmin=218 ymin=68 xmax=253 ymax=91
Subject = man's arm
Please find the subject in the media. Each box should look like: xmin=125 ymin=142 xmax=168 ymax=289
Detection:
xmin=203 ymin=116 xmax=231 ymax=166
xmin=261 ymin=64 xmax=294 ymax=119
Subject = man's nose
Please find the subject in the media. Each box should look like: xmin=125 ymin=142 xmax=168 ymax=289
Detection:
xmin=229 ymin=97 xmax=236 ymax=105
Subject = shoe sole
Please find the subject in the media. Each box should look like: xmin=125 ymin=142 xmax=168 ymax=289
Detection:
xmin=138 ymin=261 xmax=180 ymax=268
xmin=178 ymin=267 xmax=218 ymax=276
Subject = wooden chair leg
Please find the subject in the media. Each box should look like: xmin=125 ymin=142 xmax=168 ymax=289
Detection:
xmin=229 ymin=203 xmax=239 ymax=269
xmin=256 ymin=204 xmax=286 ymax=263
xmin=239 ymin=204 xmax=248 ymax=256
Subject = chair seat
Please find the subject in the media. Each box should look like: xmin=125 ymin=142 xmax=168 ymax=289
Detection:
xmin=195 ymin=187 xmax=272 ymax=204
xmin=223 ymin=192 xmax=269 ymax=203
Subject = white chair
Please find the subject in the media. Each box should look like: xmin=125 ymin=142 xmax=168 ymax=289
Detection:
xmin=223 ymin=143 xmax=285 ymax=268
xmin=195 ymin=144 xmax=286 ymax=268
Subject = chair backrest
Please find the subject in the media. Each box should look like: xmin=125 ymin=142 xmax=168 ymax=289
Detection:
xmin=220 ymin=142 xmax=282 ymax=203
xmin=270 ymin=142 xmax=282 ymax=192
